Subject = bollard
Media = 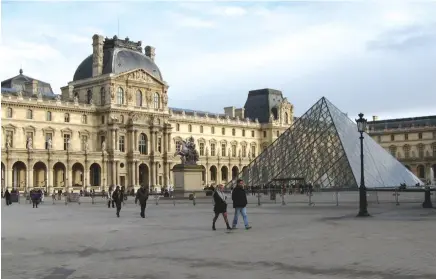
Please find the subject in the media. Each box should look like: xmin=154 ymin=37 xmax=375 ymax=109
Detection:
xmin=335 ymin=191 xmax=339 ymax=206
xmin=193 ymin=193 xmax=196 ymax=206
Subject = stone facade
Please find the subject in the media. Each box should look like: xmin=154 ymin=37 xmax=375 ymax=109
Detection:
xmin=1 ymin=35 xmax=293 ymax=193
xmin=367 ymin=115 xmax=436 ymax=184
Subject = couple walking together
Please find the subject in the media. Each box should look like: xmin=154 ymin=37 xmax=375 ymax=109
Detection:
xmin=212 ymin=179 xmax=252 ymax=231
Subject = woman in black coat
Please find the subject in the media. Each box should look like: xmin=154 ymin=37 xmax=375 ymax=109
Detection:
xmin=212 ymin=184 xmax=232 ymax=231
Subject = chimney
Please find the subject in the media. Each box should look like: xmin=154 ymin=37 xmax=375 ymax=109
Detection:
xmin=235 ymin=108 xmax=245 ymax=119
xmin=224 ymin=106 xmax=236 ymax=118
xmin=372 ymin=115 xmax=379 ymax=121
xmin=145 ymin=46 xmax=156 ymax=61
xmin=92 ymin=34 xmax=104 ymax=77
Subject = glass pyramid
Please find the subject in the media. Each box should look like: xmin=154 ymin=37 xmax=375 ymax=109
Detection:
xmin=236 ymin=97 xmax=423 ymax=189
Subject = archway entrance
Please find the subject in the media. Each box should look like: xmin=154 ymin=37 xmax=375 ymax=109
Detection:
xmin=53 ymin=162 xmax=66 ymax=188
xmin=417 ymin=165 xmax=425 ymax=179
xmin=209 ymin=165 xmax=217 ymax=183
xmin=221 ymin=166 xmax=228 ymax=183
xmin=72 ymin=163 xmax=84 ymax=187
xmin=231 ymin=166 xmax=239 ymax=181
xmin=89 ymin=163 xmax=101 ymax=186
xmin=12 ymin=161 xmax=27 ymax=190
xmin=139 ymin=164 xmax=149 ymax=187
xmin=33 ymin=162 xmax=47 ymax=190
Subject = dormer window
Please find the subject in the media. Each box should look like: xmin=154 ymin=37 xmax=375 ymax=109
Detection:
xmin=117 ymin=87 xmax=124 ymax=105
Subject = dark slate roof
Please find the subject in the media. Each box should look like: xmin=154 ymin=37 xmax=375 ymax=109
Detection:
xmin=1 ymin=69 xmax=55 ymax=97
xmin=243 ymin=88 xmax=284 ymax=123
xmin=368 ymin=115 xmax=436 ymax=131
xmin=73 ymin=37 xmax=162 ymax=82
xmin=169 ymin=107 xmax=256 ymax=122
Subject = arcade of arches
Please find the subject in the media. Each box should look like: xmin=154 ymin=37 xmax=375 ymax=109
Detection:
xmin=1 ymin=160 xmax=249 ymax=191
xmin=404 ymin=164 xmax=436 ymax=182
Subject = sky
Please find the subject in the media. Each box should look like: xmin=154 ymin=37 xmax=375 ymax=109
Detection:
xmin=1 ymin=0 xmax=435 ymax=120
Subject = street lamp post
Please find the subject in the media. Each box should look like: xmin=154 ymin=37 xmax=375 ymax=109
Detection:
xmin=356 ymin=113 xmax=370 ymax=217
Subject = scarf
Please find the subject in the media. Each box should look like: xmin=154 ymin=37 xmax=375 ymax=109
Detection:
xmin=215 ymin=189 xmax=226 ymax=204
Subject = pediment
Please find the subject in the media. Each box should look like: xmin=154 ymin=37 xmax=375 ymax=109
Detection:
xmin=2 ymin=124 xmax=17 ymax=132
xmin=197 ymin=137 xmax=206 ymax=143
xmin=23 ymin=125 xmax=37 ymax=132
xmin=230 ymin=140 xmax=238 ymax=145
xmin=115 ymin=69 xmax=165 ymax=86
xmin=61 ymin=128 xmax=73 ymax=135
xmin=42 ymin=126 xmax=56 ymax=136
xmin=79 ymin=129 xmax=90 ymax=137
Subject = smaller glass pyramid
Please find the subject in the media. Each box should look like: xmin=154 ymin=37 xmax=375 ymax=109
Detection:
xmin=236 ymin=97 xmax=423 ymax=189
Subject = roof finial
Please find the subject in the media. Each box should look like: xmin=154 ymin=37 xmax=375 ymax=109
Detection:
xmin=19 ymin=67 xmax=23 ymax=75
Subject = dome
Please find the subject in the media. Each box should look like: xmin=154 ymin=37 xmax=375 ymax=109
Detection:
xmin=73 ymin=43 xmax=163 ymax=82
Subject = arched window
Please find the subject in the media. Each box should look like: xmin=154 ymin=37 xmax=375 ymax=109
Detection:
xmin=188 ymin=124 xmax=192 ymax=132
xmin=7 ymin=107 xmax=13 ymax=118
xmin=284 ymin=112 xmax=289 ymax=124
xmin=27 ymin=109 xmax=33 ymax=119
xmin=117 ymin=87 xmax=124 ymax=105
xmin=136 ymin=90 xmax=142 ymax=107
xmin=176 ymin=123 xmax=180 ymax=131
xmin=87 ymin=90 xmax=92 ymax=104
xmin=139 ymin=133 xmax=148 ymax=155
xmin=100 ymin=87 xmax=105 ymax=105
xmin=232 ymin=128 xmax=236 ymax=136
xmin=154 ymin=92 xmax=160 ymax=109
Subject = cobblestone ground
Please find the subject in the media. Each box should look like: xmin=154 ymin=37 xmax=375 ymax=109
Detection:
xmin=2 ymin=196 xmax=436 ymax=279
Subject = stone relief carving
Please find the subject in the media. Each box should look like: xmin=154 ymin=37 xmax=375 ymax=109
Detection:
xmin=127 ymin=88 xmax=133 ymax=102
xmin=110 ymin=85 xmax=115 ymax=100
xmin=162 ymin=93 xmax=168 ymax=105
xmin=6 ymin=136 xmax=11 ymax=148
xmin=101 ymin=140 xmax=106 ymax=151
xmin=47 ymin=138 xmax=52 ymax=149
xmin=74 ymin=96 xmax=79 ymax=104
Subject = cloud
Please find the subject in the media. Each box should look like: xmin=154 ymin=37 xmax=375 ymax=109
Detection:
xmin=1 ymin=1 xmax=436 ymax=118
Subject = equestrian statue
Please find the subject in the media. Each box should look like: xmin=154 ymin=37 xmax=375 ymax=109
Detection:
xmin=174 ymin=136 xmax=199 ymax=165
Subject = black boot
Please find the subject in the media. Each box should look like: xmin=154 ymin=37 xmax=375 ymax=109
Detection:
xmin=212 ymin=223 xmax=216 ymax=231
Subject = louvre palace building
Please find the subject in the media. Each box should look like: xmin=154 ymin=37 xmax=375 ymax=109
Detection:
xmin=1 ymin=34 xmax=294 ymax=193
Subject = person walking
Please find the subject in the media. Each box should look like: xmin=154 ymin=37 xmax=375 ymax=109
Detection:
xmin=135 ymin=185 xmax=149 ymax=218
xmin=212 ymin=184 xmax=232 ymax=231
xmin=231 ymin=179 xmax=252 ymax=230
xmin=4 ymin=189 xmax=11 ymax=206
xmin=107 ymin=187 xmax=114 ymax=208
xmin=112 ymin=186 xmax=122 ymax=218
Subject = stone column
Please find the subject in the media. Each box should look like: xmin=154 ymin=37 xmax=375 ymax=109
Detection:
xmin=111 ymin=129 xmax=116 ymax=151
xmin=134 ymin=161 xmax=138 ymax=187
xmin=167 ymin=132 xmax=172 ymax=154
xmin=84 ymin=160 xmax=89 ymax=188
xmin=130 ymin=129 xmax=135 ymax=153
xmin=163 ymin=132 xmax=167 ymax=154
xmin=115 ymin=129 xmax=119 ymax=151
xmin=205 ymin=163 xmax=209 ymax=185
xmin=155 ymin=162 xmax=159 ymax=187
xmin=67 ymin=163 xmax=73 ymax=191
xmin=150 ymin=130 xmax=155 ymax=155
xmin=111 ymin=161 xmax=116 ymax=186
xmin=115 ymin=161 xmax=119 ymax=185
xmin=7 ymin=161 xmax=12 ymax=191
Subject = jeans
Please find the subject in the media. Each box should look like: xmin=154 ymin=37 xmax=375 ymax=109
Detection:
xmin=140 ymin=202 xmax=147 ymax=217
xmin=232 ymin=207 xmax=249 ymax=228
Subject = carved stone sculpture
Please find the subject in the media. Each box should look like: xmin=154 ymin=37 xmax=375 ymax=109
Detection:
xmin=47 ymin=138 xmax=52 ymax=149
xmin=74 ymin=96 xmax=79 ymax=104
xmin=66 ymin=139 xmax=71 ymax=150
xmin=89 ymin=98 xmax=93 ymax=105
xmin=174 ymin=136 xmax=199 ymax=165
xmin=110 ymin=86 xmax=115 ymax=99
xmin=162 ymin=94 xmax=168 ymax=105
xmin=85 ymin=141 xmax=89 ymax=151
xmin=127 ymin=88 xmax=133 ymax=102
xmin=6 ymin=136 xmax=11 ymax=149
xmin=56 ymin=95 xmax=61 ymax=101
xmin=101 ymin=140 xmax=106 ymax=151
xmin=27 ymin=137 xmax=33 ymax=150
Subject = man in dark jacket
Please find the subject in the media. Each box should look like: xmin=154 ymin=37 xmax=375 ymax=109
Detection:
xmin=135 ymin=185 xmax=149 ymax=218
xmin=4 ymin=189 xmax=11 ymax=206
xmin=112 ymin=186 xmax=122 ymax=218
xmin=231 ymin=179 xmax=251 ymax=230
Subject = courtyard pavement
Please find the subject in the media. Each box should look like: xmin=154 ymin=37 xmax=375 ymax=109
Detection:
xmin=2 ymin=196 xmax=436 ymax=279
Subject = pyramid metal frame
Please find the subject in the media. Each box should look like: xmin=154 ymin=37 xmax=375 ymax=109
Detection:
xmin=232 ymin=97 xmax=423 ymax=189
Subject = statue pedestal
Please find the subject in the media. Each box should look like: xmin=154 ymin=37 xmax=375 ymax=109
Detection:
xmin=172 ymin=164 xmax=204 ymax=198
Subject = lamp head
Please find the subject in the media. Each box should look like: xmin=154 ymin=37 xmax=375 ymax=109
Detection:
xmin=356 ymin=113 xmax=367 ymax=133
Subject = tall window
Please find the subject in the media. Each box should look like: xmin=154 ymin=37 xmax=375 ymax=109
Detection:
xmin=276 ymin=131 xmax=280 ymax=137
xmin=119 ymin=136 xmax=125 ymax=152
xmin=87 ymin=90 xmax=92 ymax=104
xmin=100 ymin=87 xmax=106 ymax=105
xmin=46 ymin=111 xmax=52 ymax=121
xmin=63 ymin=134 xmax=71 ymax=150
xmin=176 ymin=124 xmax=180 ymax=131
xmin=27 ymin=109 xmax=33 ymax=119
xmin=136 ymin=90 xmax=142 ymax=106
xmin=418 ymin=144 xmax=424 ymax=158
xmin=242 ymin=146 xmax=246 ymax=157
xmin=222 ymin=128 xmax=225 ymax=135
xmin=242 ymin=129 xmax=245 ymax=137
xmin=221 ymin=144 xmax=226 ymax=156
xmin=263 ymin=131 xmax=267 ymax=138
xmin=176 ymin=141 xmax=182 ymax=152
xmin=389 ymin=146 xmax=397 ymax=157
xmin=404 ymin=145 xmax=410 ymax=159
xmin=200 ymin=125 xmax=204 ymax=133
xmin=232 ymin=145 xmax=236 ymax=157
xmin=418 ymin=133 xmax=423 ymax=140
xmin=154 ymin=92 xmax=160 ymax=109
xmin=251 ymin=130 xmax=255 ymax=137
xmin=405 ymin=133 xmax=409 ymax=141
xmin=101 ymin=115 xmax=105 ymax=124
xmin=45 ymin=133 xmax=52 ymax=149
xmin=81 ymin=135 xmax=88 ymax=151
xmin=199 ymin=142 xmax=205 ymax=156
xmin=232 ymin=129 xmax=236 ymax=136
xmin=139 ymin=133 xmax=147 ymax=154
xmin=188 ymin=124 xmax=192 ymax=132
xmin=82 ymin=114 xmax=87 ymax=124
xmin=7 ymin=107 xmax=12 ymax=118
xmin=391 ymin=134 xmax=395 ymax=141
xmin=211 ymin=143 xmax=216 ymax=156
xmin=251 ymin=146 xmax=256 ymax=157
xmin=64 ymin=113 xmax=70 ymax=122
xmin=117 ymin=87 xmax=124 ymax=105
xmin=284 ymin=112 xmax=289 ymax=124
xmin=211 ymin=126 xmax=215 ymax=134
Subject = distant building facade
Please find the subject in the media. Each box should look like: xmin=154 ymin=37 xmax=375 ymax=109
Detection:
xmin=1 ymin=34 xmax=294 ymax=193
xmin=367 ymin=115 xmax=436 ymax=184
